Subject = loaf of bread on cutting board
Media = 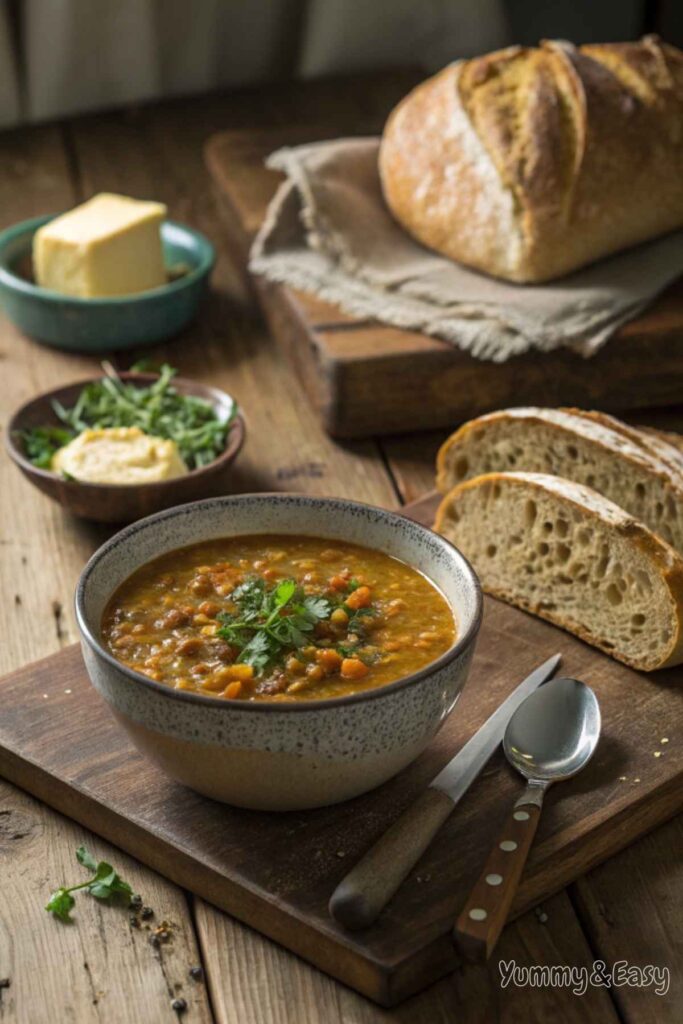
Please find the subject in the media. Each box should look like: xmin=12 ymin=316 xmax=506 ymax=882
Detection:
xmin=379 ymin=36 xmax=683 ymax=283
xmin=435 ymin=472 xmax=683 ymax=671
xmin=436 ymin=408 xmax=683 ymax=552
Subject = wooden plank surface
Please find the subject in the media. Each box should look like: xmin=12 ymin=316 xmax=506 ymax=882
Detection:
xmin=195 ymin=891 xmax=619 ymax=1024
xmin=0 ymin=779 xmax=213 ymax=1024
xmin=570 ymin=816 xmax=683 ymax=1023
xmin=0 ymin=74 xmax=680 ymax=1023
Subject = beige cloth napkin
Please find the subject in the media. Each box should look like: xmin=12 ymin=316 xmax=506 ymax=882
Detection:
xmin=250 ymin=138 xmax=683 ymax=361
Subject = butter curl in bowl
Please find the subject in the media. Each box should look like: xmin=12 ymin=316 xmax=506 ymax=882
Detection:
xmin=6 ymin=365 xmax=245 ymax=523
xmin=51 ymin=427 xmax=188 ymax=485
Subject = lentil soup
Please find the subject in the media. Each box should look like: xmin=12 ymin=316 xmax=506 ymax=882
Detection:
xmin=101 ymin=535 xmax=456 ymax=701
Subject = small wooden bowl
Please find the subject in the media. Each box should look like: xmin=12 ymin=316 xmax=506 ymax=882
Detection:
xmin=6 ymin=373 xmax=245 ymax=523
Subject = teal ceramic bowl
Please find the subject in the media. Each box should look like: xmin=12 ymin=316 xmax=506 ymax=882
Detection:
xmin=0 ymin=214 xmax=215 ymax=352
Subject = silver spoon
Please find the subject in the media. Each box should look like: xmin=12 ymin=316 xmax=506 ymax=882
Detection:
xmin=454 ymin=676 xmax=601 ymax=960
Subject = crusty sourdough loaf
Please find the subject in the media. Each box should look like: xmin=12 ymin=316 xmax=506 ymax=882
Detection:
xmin=436 ymin=408 xmax=683 ymax=552
xmin=434 ymin=472 xmax=683 ymax=670
xmin=379 ymin=37 xmax=683 ymax=283
xmin=561 ymin=408 xmax=683 ymax=481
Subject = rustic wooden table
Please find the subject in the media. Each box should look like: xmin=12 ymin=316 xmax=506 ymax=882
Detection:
xmin=0 ymin=78 xmax=680 ymax=1024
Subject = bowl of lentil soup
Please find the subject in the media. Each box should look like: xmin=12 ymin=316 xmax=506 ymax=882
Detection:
xmin=76 ymin=494 xmax=482 ymax=810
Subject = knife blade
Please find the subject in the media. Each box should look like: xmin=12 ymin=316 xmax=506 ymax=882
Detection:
xmin=328 ymin=653 xmax=562 ymax=930
xmin=431 ymin=652 xmax=562 ymax=801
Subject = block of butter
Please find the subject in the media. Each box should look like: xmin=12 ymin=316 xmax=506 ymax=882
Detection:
xmin=34 ymin=192 xmax=167 ymax=298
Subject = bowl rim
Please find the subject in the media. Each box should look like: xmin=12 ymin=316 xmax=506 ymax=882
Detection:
xmin=5 ymin=371 xmax=245 ymax=490
xmin=75 ymin=493 xmax=483 ymax=714
xmin=0 ymin=213 xmax=215 ymax=305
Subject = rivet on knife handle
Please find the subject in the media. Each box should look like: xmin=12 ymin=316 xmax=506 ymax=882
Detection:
xmin=329 ymin=787 xmax=454 ymax=930
xmin=454 ymin=800 xmax=542 ymax=960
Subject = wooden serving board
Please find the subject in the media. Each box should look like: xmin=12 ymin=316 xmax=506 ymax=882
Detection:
xmin=205 ymin=124 xmax=683 ymax=439
xmin=0 ymin=492 xmax=681 ymax=1006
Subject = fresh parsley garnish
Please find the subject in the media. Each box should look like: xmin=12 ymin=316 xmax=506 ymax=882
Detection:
xmin=20 ymin=362 xmax=237 ymax=471
xmin=45 ymin=845 xmax=134 ymax=922
xmin=346 ymin=606 xmax=377 ymax=634
xmin=217 ymin=577 xmax=332 ymax=674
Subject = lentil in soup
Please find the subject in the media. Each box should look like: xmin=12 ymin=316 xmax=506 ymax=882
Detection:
xmin=101 ymin=535 xmax=456 ymax=701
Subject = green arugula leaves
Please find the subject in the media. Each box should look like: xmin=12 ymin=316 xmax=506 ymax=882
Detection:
xmin=217 ymin=576 xmax=332 ymax=675
xmin=45 ymin=845 xmax=134 ymax=922
xmin=20 ymin=426 xmax=74 ymax=469
xmin=21 ymin=362 xmax=237 ymax=472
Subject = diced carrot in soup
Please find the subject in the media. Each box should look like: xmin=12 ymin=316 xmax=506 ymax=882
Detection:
xmin=101 ymin=535 xmax=455 ymax=702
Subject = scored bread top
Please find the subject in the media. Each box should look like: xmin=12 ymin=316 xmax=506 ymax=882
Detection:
xmin=380 ymin=37 xmax=683 ymax=281
xmin=457 ymin=38 xmax=683 ymax=229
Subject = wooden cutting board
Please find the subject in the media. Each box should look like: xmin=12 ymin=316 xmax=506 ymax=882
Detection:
xmin=205 ymin=125 xmax=683 ymax=439
xmin=0 ymin=492 xmax=681 ymax=1006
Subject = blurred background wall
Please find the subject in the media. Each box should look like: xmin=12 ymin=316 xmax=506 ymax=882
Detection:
xmin=0 ymin=0 xmax=680 ymax=128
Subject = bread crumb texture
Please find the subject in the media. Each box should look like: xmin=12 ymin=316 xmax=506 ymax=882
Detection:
xmin=436 ymin=471 xmax=683 ymax=672
xmin=437 ymin=407 xmax=683 ymax=553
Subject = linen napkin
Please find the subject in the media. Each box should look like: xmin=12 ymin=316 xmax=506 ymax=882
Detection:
xmin=250 ymin=138 xmax=683 ymax=361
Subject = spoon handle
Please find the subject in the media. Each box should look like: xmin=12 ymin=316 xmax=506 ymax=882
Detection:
xmin=454 ymin=789 xmax=544 ymax=960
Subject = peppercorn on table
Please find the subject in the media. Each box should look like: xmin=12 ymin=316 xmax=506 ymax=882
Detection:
xmin=0 ymin=75 xmax=681 ymax=1024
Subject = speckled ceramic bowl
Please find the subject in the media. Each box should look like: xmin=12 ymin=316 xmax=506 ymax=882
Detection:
xmin=76 ymin=494 xmax=482 ymax=810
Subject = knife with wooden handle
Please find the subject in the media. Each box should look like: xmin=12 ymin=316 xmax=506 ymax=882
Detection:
xmin=328 ymin=653 xmax=562 ymax=931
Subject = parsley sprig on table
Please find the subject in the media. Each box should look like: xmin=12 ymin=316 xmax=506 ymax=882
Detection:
xmin=21 ymin=361 xmax=237 ymax=471
xmin=45 ymin=845 xmax=133 ymax=922
xmin=217 ymin=577 xmax=332 ymax=675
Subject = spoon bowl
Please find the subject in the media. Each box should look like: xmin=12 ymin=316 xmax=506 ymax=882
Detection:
xmin=504 ymin=676 xmax=601 ymax=782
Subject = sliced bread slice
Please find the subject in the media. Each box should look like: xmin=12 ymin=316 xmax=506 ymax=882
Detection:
xmin=436 ymin=407 xmax=683 ymax=552
xmin=434 ymin=472 xmax=683 ymax=671
xmin=641 ymin=425 xmax=683 ymax=460
xmin=561 ymin=408 xmax=683 ymax=481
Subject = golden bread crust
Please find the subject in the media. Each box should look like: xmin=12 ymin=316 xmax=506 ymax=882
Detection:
xmin=380 ymin=37 xmax=683 ymax=282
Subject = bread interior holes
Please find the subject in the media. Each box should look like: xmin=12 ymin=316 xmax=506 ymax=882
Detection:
xmin=596 ymin=549 xmax=610 ymax=577
xmin=454 ymin=456 xmax=469 ymax=480
xmin=635 ymin=570 xmax=652 ymax=594
xmin=453 ymin=479 xmax=674 ymax=670
xmin=556 ymin=543 xmax=571 ymax=564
